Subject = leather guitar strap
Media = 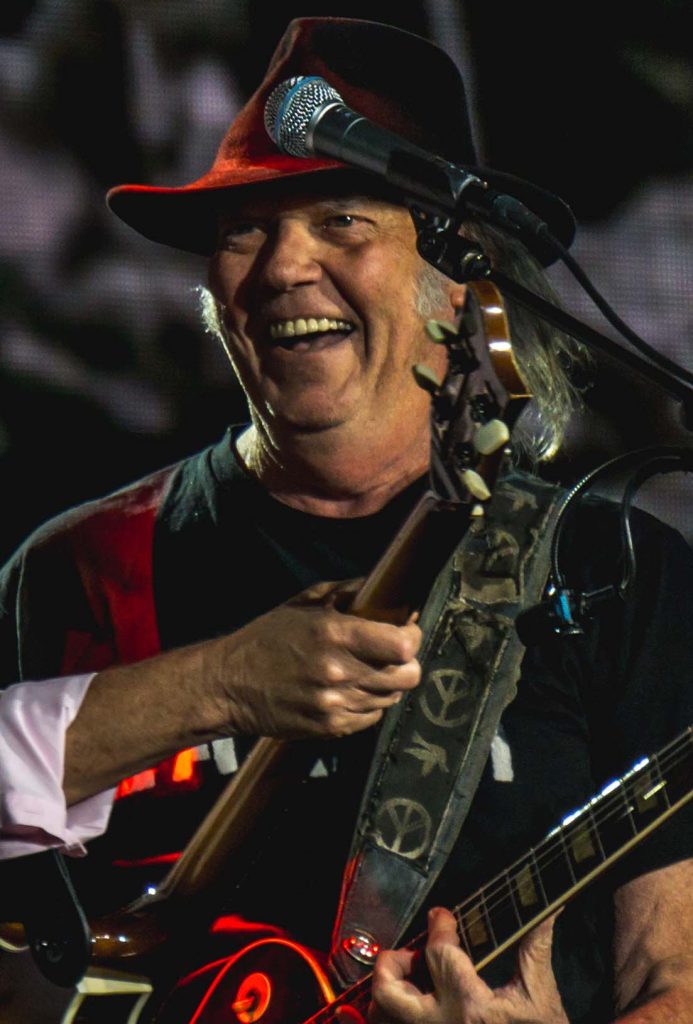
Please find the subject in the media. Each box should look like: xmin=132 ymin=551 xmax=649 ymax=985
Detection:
xmin=329 ymin=471 xmax=565 ymax=987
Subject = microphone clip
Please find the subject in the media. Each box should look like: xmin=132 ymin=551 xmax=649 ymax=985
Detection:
xmin=409 ymin=207 xmax=491 ymax=283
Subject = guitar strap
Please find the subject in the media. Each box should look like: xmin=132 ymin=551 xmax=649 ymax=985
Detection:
xmin=329 ymin=470 xmax=565 ymax=987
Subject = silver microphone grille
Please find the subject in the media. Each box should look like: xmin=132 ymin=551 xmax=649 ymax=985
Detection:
xmin=264 ymin=76 xmax=343 ymax=157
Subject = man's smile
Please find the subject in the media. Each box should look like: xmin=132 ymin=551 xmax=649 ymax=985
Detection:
xmin=267 ymin=316 xmax=356 ymax=351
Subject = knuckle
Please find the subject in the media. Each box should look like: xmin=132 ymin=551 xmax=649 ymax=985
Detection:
xmin=403 ymin=660 xmax=422 ymax=685
xmin=388 ymin=661 xmax=419 ymax=690
xmin=325 ymin=713 xmax=351 ymax=739
xmin=321 ymin=656 xmax=348 ymax=685
xmin=399 ymin=624 xmax=423 ymax=660
xmin=321 ymin=613 xmax=345 ymax=646
xmin=314 ymin=688 xmax=340 ymax=715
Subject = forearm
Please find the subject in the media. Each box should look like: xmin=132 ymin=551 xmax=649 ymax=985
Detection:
xmin=64 ymin=588 xmax=422 ymax=805
xmin=64 ymin=638 xmax=227 ymax=805
xmin=613 ymin=986 xmax=693 ymax=1023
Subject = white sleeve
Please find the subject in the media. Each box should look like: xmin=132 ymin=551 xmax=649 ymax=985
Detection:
xmin=0 ymin=674 xmax=116 ymax=859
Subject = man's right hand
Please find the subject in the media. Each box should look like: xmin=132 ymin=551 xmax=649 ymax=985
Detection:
xmin=207 ymin=579 xmax=423 ymax=739
xmin=66 ymin=579 xmax=422 ymax=804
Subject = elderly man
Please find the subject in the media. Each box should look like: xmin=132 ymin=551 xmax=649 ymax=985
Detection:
xmin=0 ymin=16 xmax=691 ymax=1024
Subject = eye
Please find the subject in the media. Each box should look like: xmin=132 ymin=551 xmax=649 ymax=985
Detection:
xmin=324 ymin=213 xmax=358 ymax=229
xmin=218 ymin=222 xmax=264 ymax=250
xmin=320 ymin=212 xmax=374 ymax=242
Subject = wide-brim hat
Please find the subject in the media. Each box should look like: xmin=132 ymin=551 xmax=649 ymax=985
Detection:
xmin=107 ymin=17 xmax=575 ymax=263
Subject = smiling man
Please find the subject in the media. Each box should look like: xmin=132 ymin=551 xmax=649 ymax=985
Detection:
xmin=209 ymin=185 xmax=451 ymax=516
xmin=0 ymin=17 xmax=692 ymax=1024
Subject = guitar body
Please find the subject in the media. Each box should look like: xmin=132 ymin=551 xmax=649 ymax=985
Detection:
xmin=161 ymin=939 xmax=335 ymax=1024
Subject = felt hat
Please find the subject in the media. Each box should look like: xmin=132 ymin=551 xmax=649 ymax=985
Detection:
xmin=107 ymin=17 xmax=575 ymax=261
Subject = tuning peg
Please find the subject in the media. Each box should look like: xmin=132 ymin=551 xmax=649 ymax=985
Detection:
xmin=412 ymin=363 xmax=443 ymax=394
xmin=425 ymin=320 xmax=458 ymax=344
xmin=461 ymin=469 xmax=491 ymax=501
xmin=474 ymin=419 xmax=510 ymax=455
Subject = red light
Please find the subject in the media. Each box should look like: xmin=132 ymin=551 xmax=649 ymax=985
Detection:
xmin=187 ymin=938 xmax=336 ymax=1024
xmin=172 ymin=747 xmax=198 ymax=782
xmin=111 ymin=851 xmax=181 ymax=868
xmin=209 ymin=915 xmax=285 ymax=938
xmin=342 ymin=934 xmax=380 ymax=962
xmin=232 ymin=972 xmax=271 ymax=1023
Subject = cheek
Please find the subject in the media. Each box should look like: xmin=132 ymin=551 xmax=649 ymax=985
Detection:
xmin=208 ymin=255 xmax=253 ymax=330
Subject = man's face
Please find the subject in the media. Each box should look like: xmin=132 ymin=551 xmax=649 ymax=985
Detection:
xmin=208 ymin=185 xmax=453 ymax=442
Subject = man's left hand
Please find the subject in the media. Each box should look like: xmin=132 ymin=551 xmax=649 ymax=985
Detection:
xmin=369 ymin=906 xmax=569 ymax=1024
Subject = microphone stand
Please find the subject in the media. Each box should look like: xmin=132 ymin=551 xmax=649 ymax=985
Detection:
xmin=410 ymin=207 xmax=693 ymax=430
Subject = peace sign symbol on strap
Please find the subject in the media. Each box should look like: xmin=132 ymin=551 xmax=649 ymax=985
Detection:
xmin=375 ymin=798 xmax=432 ymax=860
xmin=421 ymin=668 xmax=473 ymax=728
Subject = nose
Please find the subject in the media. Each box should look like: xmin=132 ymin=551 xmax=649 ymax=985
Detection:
xmin=259 ymin=219 xmax=323 ymax=292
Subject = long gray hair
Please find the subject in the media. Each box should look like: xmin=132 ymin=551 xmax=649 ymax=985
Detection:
xmin=416 ymin=222 xmax=587 ymax=461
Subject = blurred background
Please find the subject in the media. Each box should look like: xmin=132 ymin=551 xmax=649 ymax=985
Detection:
xmin=1 ymin=0 xmax=692 ymax=562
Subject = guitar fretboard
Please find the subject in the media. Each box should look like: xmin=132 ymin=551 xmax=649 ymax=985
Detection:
xmin=452 ymin=726 xmax=693 ymax=969
xmin=308 ymin=726 xmax=693 ymax=1024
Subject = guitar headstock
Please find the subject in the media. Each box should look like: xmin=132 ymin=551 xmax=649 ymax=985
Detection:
xmin=414 ymin=279 xmax=530 ymax=508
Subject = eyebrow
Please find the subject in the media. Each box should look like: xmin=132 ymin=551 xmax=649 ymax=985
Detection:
xmin=220 ymin=195 xmax=386 ymax=222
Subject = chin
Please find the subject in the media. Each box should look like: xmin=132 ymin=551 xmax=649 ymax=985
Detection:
xmin=269 ymin=400 xmax=354 ymax=435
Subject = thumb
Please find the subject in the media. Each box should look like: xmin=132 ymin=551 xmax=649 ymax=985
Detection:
xmin=516 ymin=913 xmax=560 ymax=993
xmin=290 ymin=578 xmax=365 ymax=607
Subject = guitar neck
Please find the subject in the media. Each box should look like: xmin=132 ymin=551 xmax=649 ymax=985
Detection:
xmin=309 ymin=728 xmax=693 ymax=1024
xmin=446 ymin=726 xmax=693 ymax=970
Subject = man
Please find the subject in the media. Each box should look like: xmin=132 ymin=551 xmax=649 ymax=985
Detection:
xmin=0 ymin=17 xmax=691 ymax=1024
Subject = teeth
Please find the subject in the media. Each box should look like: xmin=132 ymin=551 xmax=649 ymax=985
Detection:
xmin=269 ymin=318 xmax=353 ymax=340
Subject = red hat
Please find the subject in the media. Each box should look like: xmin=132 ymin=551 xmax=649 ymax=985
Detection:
xmin=107 ymin=17 xmax=575 ymax=262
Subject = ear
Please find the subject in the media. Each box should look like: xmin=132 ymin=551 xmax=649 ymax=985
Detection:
xmin=448 ymin=283 xmax=467 ymax=310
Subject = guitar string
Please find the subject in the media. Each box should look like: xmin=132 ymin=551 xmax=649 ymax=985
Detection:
xmin=302 ymin=730 xmax=692 ymax=1024
xmin=446 ymin=730 xmax=691 ymax=936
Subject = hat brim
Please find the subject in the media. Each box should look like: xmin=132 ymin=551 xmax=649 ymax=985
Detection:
xmin=107 ymin=160 xmax=575 ymax=266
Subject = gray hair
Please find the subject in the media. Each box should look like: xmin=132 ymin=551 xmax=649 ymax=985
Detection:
xmin=415 ymin=224 xmax=587 ymax=461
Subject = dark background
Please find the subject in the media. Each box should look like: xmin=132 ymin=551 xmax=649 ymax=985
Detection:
xmin=1 ymin=0 xmax=692 ymax=561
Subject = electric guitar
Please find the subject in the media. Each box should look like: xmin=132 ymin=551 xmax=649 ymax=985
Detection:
xmin=178 ymin=724 xmax=693 ymax=1024
xmin=5 ymin=281 xmax=689 ymax=1022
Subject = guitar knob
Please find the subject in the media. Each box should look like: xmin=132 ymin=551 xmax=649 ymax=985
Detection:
xmin=232 ymin=972 xmax=272 ymax=1024
xmin=462 ymin=469 xmax=491 ymax=501
xmin=412 ymin=363 xmax=443 ymax=394
xmin=425 ymin=319 xmax=458 ymax=344
xmin=474 ymin=419 xmax=510 ymax=455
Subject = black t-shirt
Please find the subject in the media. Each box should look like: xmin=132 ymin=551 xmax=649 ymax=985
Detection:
xmin=2 ymin=428 xmax=692 ymax=1022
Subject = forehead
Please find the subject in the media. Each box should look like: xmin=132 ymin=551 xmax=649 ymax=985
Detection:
xmin=217 ymin=176 xmax=408 ymax=220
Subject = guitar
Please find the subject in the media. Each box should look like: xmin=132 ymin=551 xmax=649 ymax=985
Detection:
xmin=177 ymin=724 xmax=693 ymax=1023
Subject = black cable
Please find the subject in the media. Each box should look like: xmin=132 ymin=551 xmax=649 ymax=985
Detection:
xmin=512 ymin=446 xmax=693 ymax=645
xmin=551 ymin=445 xmax=693 ymax=594
xmin=619 ymin=454 xmax=690 ymax=595
xmin=539 ymin=228 xmax=693 ymax=390
xmin=549 ymin=447 xmax=670 ymax=587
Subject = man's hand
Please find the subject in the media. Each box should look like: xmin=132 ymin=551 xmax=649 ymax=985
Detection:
xmin=210 ymin=579 xmax=422 ymax=739
xmin=66 ymin=578 xmax=421 ymax=803
xmin=370 ymin=907 xmax=569 ymax=1024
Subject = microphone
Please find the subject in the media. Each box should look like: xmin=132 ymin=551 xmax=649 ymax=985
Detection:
xmin=264 ymin=76 xmax=547 ymax=238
